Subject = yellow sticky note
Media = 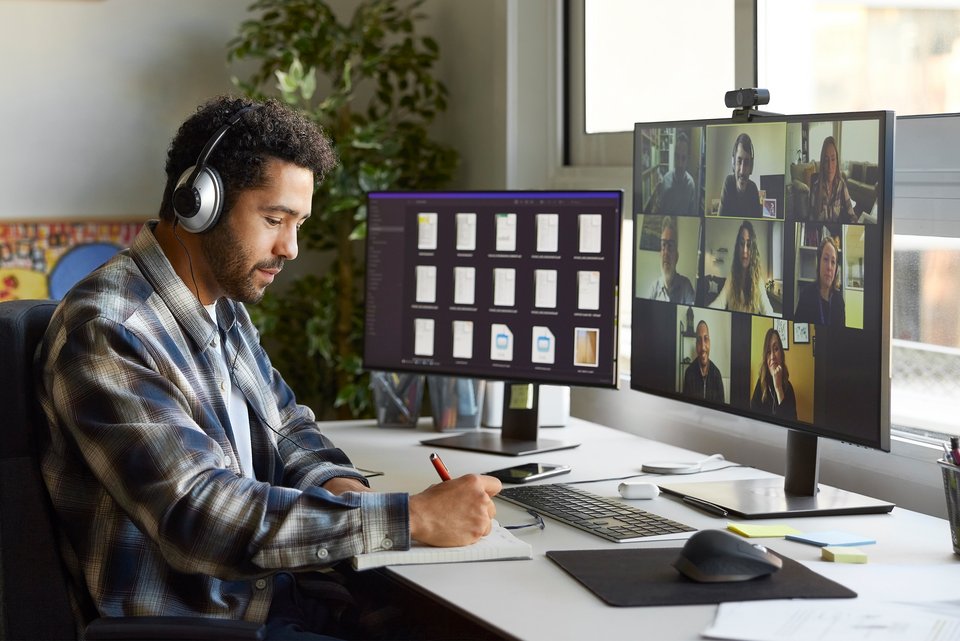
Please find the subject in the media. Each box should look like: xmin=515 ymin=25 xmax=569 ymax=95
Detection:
xmin=822 ymin=546 xmax=868 ymax=563
xmin=727 ymin=522 xmax=802 ymax=538
xmin=509 ymin=384 xmax=534 ymax=410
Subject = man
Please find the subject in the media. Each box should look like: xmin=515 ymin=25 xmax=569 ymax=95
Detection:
xmin=682 ymin=320 xmax=725 ymax=403
xmin=718 ymin=132 xmax=762 ymax=217
xmin=649 ymin=215 xmax=695 ymax=304
xmin=37 ymin=95 xmax=500 ymax=638
xmin=654 ymin=131 xmax=698 ymax=215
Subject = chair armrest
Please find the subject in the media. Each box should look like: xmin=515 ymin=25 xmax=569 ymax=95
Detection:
xmin=85 ymin=616 xmax=265 ymax=640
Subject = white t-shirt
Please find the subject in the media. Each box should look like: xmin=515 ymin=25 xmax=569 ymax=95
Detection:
xmin=204 ymin=304 xmax=254 ymax=478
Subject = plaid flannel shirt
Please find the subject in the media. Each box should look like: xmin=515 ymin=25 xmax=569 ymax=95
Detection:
xmin=37 ymin=222 xmax=409 ymax=623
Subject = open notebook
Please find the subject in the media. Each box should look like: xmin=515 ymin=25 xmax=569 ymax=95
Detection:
xmin=352 ymin=521 xmax=533 ymax=571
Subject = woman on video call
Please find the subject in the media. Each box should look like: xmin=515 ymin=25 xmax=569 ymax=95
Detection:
xmin=795 ymin=234 xmax=846 ymax=326
xmin=750 ymin=328 xmax=797 ymax=420
xmin=709 ymin=220 xmax=774 ymax=315
xmin=811 ymin=136 xmax=856 ymax=223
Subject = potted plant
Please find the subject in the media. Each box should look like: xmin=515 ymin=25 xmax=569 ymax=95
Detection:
xmin=228 ymin=0 xmax=459 ymax=419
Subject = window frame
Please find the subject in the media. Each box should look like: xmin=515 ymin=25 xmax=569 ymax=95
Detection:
xmin=566 ymin=0 xmax=757 ymax=167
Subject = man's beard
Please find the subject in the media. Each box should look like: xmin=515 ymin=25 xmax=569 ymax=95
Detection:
xmin=200 ymin=221 xmax=283 ymax=304
xmin=661 ymin=263 xmax=675 ymax=286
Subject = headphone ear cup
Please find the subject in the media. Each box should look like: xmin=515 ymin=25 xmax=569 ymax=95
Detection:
xmin=173 ymin=165 xmax=224 ymax=233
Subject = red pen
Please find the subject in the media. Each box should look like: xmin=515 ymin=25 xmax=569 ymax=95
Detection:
xmin=430 ymin=452 xmax=452 ymax=481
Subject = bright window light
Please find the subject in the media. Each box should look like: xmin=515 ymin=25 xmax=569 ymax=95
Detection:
xmin=584 ymin=0 xmax=735 ymax=133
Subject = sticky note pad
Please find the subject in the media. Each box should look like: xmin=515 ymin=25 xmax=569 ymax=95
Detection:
xmin=821 ymin=546 xmax=868 ymax=563
xmin=727 ymin=522 xmax=802 ymax=538
xmin=785 ymin=531 xmax=876 ymax=547
xmin=509 ymin=384 xmax=534 ymax=410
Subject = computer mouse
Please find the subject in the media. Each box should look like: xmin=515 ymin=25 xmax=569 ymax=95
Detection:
xmin=617 ymin=481 xmax=660 ymax=499
xmin=673 ymin=529 xmax=783 ymax=583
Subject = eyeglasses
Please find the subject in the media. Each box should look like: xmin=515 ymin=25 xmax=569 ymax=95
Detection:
xmin=504 ymin=509 xmax=545 ymax=531
xmin=660 ymin=239 xmax=676 ymax=251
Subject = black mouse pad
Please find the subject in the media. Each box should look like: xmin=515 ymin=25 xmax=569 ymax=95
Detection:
xmin=545 ymin=548 xmax=856 ymax=607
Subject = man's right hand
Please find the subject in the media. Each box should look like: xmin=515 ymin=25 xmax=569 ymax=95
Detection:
xmin=408 ymin=474 xmax=502 ymax=547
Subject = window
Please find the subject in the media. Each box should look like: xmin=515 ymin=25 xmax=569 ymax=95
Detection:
xmin=583 ymin=0 xmax=735 ymax=133
xmin=892 ymin=236 xmax=960 ymax=440
xmin=758 ymin=1 xmax=960 ymax=116
xmin=569 ymin=1 xmax=741 ymax=167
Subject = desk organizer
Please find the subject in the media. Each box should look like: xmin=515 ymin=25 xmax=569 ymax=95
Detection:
xmin=370 ymin=371 xmax=424 ymax=427
xmin=940 ymin=460 xmax=960 ymax=555
xmin=426 ymin=376 xmax=485 ymax=431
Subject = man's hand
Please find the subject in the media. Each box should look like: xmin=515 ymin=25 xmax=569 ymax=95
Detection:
xmin=408 ymin=474 xmax=502 ymax=547
xmin=322 ymin=476 xmax=372 ymax=496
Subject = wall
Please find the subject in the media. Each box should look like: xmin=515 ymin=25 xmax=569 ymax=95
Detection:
xmin=0 ymin=1 xmax=520 ymax=219
xmin=0 ymin=0 xmax=514 ymax=289
xmin=0 ymin=0 xmax=255 ymax=220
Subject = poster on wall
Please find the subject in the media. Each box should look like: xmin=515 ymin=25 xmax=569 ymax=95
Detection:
xmin=0 ymin=221 xmax=144 ymax=301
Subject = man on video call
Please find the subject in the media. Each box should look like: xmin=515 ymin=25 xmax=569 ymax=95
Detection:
xmin=718 ymin=132 xmax=762 ymax=217
xmin=649 ymin=215 xmax=695 ymax=304
xmin=653 ymin=131 xmax=698 ymax=216
xmin=682 ymin=320 xmax=725 ymax=403
xmin=37 ymin=95 xmax=501 ymax=640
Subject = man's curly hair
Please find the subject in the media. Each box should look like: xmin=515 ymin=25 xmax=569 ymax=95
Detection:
xmin=159 ymin=95 xmax=338 ymax=224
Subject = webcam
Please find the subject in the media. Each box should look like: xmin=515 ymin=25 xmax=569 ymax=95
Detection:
xmin=724 ymin=88 xmax=770 ymax=109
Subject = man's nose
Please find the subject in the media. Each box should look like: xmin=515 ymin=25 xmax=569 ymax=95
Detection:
xmin=276 ymin=226 xmax=299 ymax=261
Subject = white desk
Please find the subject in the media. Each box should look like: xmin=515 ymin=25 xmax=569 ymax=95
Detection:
xmin=320 ymin=418 xmax=956 ymax=641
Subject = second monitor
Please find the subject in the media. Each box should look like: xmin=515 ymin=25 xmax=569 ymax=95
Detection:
xmin=363 ymin=190 xmax=623 ymax=455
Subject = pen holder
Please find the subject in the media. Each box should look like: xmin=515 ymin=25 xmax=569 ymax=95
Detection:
xmin=939 ymin=460 xmax=960 ymax=555
xmin=370 ymin=371 xmax=425 ymax=427
xmin=426 ymin=376 xmax=485 ymax=432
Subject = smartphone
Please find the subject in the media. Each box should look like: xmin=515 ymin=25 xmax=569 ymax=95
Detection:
xmin=485 ymin=463 xmax=571 ymax=484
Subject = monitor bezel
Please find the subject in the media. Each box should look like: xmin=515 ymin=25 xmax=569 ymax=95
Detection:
xmin=363 ymin=188 xmax=625 ymax=390
xmin=629 ymin=110 xmax=893 ymax=453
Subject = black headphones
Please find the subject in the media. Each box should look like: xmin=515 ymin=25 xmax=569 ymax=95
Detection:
xmin=172 ymin=105 xmax=255 ymax=233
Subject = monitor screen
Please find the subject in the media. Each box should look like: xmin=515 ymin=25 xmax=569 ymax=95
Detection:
xmin=631 ymin=111 xmax=894 ymax=517
xmin=364 ymin=190 xmax=623 ymax=388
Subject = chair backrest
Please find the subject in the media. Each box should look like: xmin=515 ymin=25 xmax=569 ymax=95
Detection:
xmin=0 ymin=299 xmax=77 ymax=640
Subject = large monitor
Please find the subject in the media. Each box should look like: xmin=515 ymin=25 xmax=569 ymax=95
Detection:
xmin=631 ymin=110 xmax=895 ymax=517
xmin=365 ymin=190 xmax=623 ymax=455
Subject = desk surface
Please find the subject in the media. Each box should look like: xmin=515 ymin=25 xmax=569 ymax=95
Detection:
xmin=320 ymin=418 xmax=956 ymax=641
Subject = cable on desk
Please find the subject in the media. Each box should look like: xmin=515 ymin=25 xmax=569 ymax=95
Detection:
xmin=565 ymin=463 xmax=749 ymax=485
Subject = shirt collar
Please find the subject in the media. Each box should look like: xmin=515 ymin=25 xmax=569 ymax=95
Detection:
xmin=130 ymin=221 xmax=238 ymax=350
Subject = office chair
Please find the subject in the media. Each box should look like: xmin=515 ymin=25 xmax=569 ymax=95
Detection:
xmin=0 ymin=299 xmax=263 ymax=640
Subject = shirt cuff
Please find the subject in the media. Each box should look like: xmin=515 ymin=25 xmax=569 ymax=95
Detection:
xmin=359 ymin=492 xmax=410 ymax=553
xmin=296 ymin=463 xmax=370 ymax=491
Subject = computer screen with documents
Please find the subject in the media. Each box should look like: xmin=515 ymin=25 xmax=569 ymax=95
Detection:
xmin=363 ymin=190 xmax=622 ymax=389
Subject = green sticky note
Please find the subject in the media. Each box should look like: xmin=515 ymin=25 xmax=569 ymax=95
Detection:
xmin=509 ymin=384 xmax=534 ymax=410
xmin=727 ymin=522 xmax=802 ymax=538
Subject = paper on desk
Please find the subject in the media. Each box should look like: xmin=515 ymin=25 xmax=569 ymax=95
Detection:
xmin=727 ymin=522 xmax=801 ymax=538
xmin=703 ymin=599 xmax=960 ymax=641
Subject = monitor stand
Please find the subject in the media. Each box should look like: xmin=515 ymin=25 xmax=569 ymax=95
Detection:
xmin=658 ymin=431 xmax=895 ymax=519
xmin=420 ymin=382 xmax=580 ymax=456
